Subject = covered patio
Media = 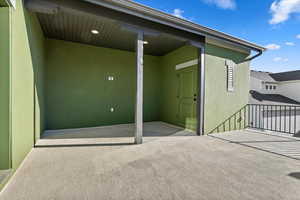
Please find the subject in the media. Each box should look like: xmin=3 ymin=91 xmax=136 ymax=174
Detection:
xmin=26 ymin=0 xmax=206 ymax=144
xmin=1 ymin=129 xmax=300 ymax=200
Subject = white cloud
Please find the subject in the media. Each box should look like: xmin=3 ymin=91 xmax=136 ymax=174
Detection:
xmin=273 ymin=57 xmax=282 ymax=61
xmin=269 ymin=0 xmax=300 ymax=24
xmin=202 ymin=0 xmax=236 ymax=10
xmin=172 ymin=9 xmax=185 ymax=18
xmin=285 ymin=42 xmax=295 ymax=46
xmin=297 ymin=34 xmax=300 ymax=39
xmin=273 ymin=57 xmax=288 ymax=62
xmin=265 ymin=43 xmax=281 ymax=50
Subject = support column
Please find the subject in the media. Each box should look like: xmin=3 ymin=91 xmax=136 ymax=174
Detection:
xmin=196 ymin=45 xmax=205 ymax=136
xmin=135 ymin=31 xmax=144 ymax=144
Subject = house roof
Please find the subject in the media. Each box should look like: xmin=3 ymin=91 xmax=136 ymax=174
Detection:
xmin=251 ymin=70 xmax=300 ymax=82
xmin=85 ymin=0 xmax=266 ymax=52
xmin=270 ymin=70 xmax=300 ymax=82
xmin=250 ymin=70 xmax=277 ymax=82
xmin=249 ymin=90 xmax=300 ymax=106
xmin=26 ymin=0 xmax=266 ymax=53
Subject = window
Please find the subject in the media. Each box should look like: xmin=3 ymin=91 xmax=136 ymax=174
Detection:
xmin=265 ymin=85 xmax=276 ymax=90
xmin=225 ymin=60 xmax=235 ymax=92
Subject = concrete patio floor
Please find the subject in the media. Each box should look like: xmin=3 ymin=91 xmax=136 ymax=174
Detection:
xmin=37 ymin=122 xmax=196 ymax=147
xmin=1 ymin=129 xmax=300 ymax=200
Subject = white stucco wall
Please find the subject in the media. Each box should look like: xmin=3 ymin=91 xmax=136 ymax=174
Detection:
xmin=278 ymin=81 xmax=300 ymax=102
xmin=250 ymin=76 xmax=262 ymax=91
xmin=250 ymin=76 xmax=279 ymax=94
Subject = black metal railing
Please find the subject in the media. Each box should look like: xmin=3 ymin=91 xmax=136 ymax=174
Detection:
xmin=210 ymin=104 xmax=300 ymax=135
xmin=248 ymin=104 xmax=300 ymax=135
xmin=210 ymin=105 xmax=248 ymax=134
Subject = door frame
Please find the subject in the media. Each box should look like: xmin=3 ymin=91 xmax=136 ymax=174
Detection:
xmin=176 ymin=65 xmax=198 ymax=129
xmin=175 ymin=44 xmax=205 ymax=135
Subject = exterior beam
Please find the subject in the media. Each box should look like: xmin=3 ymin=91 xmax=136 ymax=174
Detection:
xmin=121 ymin=24 xmax=160 ymax=37
xmin=135 ymin=31 xmax=144 ymax=144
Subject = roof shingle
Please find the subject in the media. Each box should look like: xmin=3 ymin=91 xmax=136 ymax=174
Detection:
xmin=270 ymin=70 xmax=300 ymax=82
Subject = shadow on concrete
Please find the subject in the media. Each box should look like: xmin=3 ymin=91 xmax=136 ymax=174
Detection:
xmin=288 ymin=172 xmax=300 ymax=180
xmin=294 ymin=132 xmax=300 ymax=138
xmin=208 ymin=133 xmax=300 ymax=162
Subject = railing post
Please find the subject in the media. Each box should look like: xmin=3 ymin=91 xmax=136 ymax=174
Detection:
xmin=280 ymin=105 xmax=282 ymax=132
xmin=284 ymin=106 xmax=287 ymax=133
xmin=289 ymin=106 xmax=292 ymax=134
xmin=294 ymin=107 xmax=297 ymax=135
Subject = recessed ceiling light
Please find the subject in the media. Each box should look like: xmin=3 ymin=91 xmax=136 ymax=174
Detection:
xmin=91 ymin=29 xmax=99 ymax=35
xmin=143 ymin=41 xmax=149 ymax=45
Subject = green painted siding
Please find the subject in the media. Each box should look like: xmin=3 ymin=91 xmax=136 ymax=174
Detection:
xmin=204 ymin=43 xmax=250 ymax=133
xmin=45 ymin=39 xmax=161 ymax=130
xmin=10 ymin=0 xmax=45 ymax=169
xmin=160 ymin=46 xmax=198 ymax=129
xmin=0 ymin=7 xmax=10 ymax=169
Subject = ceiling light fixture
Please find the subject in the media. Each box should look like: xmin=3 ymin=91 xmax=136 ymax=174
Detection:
xmin=91 ymin=29 xmax=99 ymax=35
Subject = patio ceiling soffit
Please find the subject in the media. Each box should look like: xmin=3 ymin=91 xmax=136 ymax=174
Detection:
xmin=25 ymin=0 xmax=205 ymax=44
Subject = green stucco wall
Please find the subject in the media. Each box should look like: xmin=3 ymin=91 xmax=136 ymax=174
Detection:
xmin=45 ymin=41 xmax=250 ymax=134
xmin=204 ymin=43 xmax=250 ymax=133
xmin=160 ymin=45 xmax=198 ymax=129
xmin=45 ymin=39 xmax=161 ymax=130
xmin=10 ymin=0 xmax=45 ymax=169
xmin=0 ymin=7 xmax=10 ymax=169
xmin=27 ymin=12 xmax=45 ymax=142
xmin=45 ymin=41 xmax=201 ymax=131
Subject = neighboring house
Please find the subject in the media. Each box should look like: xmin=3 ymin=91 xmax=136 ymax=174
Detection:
xmin=271 ymin=70 xmax=300 ymax=103
xmin=250 ymin=70 xmax=300 ymax=105
xmin=249 ymin=70 xmax=300 ymax=134
xmin=0 ymin=0 xmax=264 ymax=188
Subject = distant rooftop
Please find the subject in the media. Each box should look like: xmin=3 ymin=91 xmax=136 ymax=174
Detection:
xmin=270 ymin=70 xmax=300 ymax=82
xmin=250 ymin=70 xmax=276 ymax=82
xmin=251 ymin=70 xmax=300 ymax=82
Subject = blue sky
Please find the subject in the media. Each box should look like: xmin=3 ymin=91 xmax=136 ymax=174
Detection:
xmin=134 ymin=0 xmax=300 ymax=73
